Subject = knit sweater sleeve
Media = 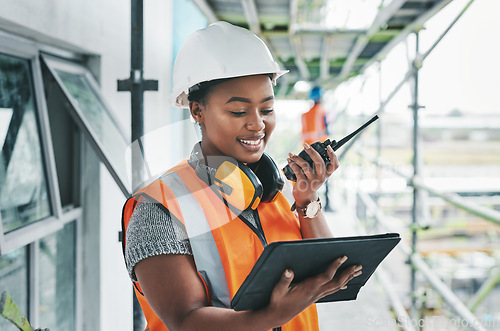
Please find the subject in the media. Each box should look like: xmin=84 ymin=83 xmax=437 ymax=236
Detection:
xmin=125 ymin=199 xmax=192 ymax=281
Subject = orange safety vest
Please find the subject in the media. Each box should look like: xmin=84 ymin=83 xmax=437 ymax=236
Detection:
xmin=122 ymin=160 xmax=319 ymax=331
xmin=301 ymin=103 xmax=328 ymax=145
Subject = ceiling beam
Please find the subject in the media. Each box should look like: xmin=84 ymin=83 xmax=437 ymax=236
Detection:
xmin=289 ymin=0 xmax=310 ymax=80
xmin=320 ymin=36 xmax=334 ymax=82
xmin=338 ymin=0 xmax=407 ymax=82
xmin=293 ymin=25 xmax=365 ymax=36
xmin=359 ymin=0 xmax=454 ymax=75
xmin=240 ymin=0 xmax=289 ymax=94
xmin=191 ymin=0 xmax=218 ymax=23
xmin=241 ymin=0 xmax=261 ymax=34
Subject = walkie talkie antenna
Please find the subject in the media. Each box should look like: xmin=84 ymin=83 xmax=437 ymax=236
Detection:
xmin=282 ymin=114 xmax=380 ymax=181
xmin=332 ymin=115 xmax=379 ymax=151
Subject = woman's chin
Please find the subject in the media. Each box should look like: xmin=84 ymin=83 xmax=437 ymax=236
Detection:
xmin=235 ymin=151 xmax=264 ymax=164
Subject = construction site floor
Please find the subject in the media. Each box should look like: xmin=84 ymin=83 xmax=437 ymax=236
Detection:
xmin=318 ymin=201 xmax=399 ymax=330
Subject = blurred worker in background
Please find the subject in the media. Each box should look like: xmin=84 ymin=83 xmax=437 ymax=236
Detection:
xmin=301 ymin=86 xmax=331 ymax=211
xmin=301 ymin=86 xmax=329 ymax=145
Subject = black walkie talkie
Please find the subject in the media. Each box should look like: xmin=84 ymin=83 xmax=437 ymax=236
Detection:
xmin=283 ymin=115 xmax=379 ymax=181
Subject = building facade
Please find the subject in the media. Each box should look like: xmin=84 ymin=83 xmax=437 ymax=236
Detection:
xmin=0 ymin=1 xmax=197 ymax=330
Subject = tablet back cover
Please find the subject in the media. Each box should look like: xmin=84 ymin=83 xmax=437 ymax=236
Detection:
xmin=231 ymin=233 xmax=400 ymax=311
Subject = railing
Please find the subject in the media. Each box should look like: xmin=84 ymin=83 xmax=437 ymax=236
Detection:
xmin=352 ymin=149 xmax=499 ymax=331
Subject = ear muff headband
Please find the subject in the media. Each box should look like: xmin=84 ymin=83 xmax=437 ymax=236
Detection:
xmin=192 ymin=149 xmax=283 ymax=211
xmin=248 ymin=153 xmax=284 ymax=203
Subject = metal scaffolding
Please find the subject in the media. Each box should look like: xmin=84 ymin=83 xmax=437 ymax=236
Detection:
xmin=335 ymin=0 xmax=498 ymax=329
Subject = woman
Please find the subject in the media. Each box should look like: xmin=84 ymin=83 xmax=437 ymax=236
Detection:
xmin=122 ymin=21 xmax=362 ymax=331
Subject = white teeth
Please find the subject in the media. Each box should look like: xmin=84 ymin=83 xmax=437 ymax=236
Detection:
xmin=239 ymin=139 xmax=261 ymax=145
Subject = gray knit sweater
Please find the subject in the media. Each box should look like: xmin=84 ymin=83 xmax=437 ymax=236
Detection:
xmin=124 ymin=199 xmax=259 ymax=281
xmin=124 ymin=200 xmax=192 ymax=281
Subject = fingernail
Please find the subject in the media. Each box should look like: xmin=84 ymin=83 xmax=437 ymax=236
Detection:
xmin=340 ymin=256 xmax=348 ymax=265
xmin=288 ymin=152 xmax=294 ymax=158
xmin=327 ymin=145 xmax=333 ymax=151
xmin=354 ymin=265 xmax=363 ymax=272
xmin=341 ymin=286 xmax=347 ymax=290
xmin=284 ymin=269 xmax=292 ymax=278
xmin=303 ymin=142 xmax=311 ymax=149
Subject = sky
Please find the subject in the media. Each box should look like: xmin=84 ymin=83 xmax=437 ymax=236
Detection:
xmin=419 ymin=0 xmax=500 ymax=115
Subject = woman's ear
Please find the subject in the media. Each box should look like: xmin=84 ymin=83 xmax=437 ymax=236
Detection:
xmin=189 ymin=101 xmax=204 ymax=124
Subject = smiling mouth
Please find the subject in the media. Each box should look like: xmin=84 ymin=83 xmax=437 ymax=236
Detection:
xmin=238 ymin=138 xmax=262 ymax=145
xmin=237 ymin=136 xmax=265 ymax=150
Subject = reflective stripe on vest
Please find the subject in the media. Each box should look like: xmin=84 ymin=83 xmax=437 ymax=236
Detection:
xmin=159 ymin=171 xmax=231 ymax=308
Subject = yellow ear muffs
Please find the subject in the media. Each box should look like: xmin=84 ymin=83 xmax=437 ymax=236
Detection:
xmin=214 ymin=160 xmax=263 ymax=211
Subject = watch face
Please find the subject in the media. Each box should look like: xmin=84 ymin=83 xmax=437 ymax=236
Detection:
xmin=305 ymin=201 xmax=321 ymax=218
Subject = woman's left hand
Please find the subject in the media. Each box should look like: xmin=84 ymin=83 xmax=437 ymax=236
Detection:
xmin=286 ymin=143 xmax=339 ymax=208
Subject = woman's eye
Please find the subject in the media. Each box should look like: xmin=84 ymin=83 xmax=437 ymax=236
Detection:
xmin=230 ymin=111 xmax=245 ymax=117
xmin=261 ymin=109 xmax=274 ymax=115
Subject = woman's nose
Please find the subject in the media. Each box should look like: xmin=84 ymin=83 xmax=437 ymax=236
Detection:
xmin=246 ymin=111 xmax=265 ymax=130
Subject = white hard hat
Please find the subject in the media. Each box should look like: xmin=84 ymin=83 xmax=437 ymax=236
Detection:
xmin=171 ymin=21 xmax=288 ymax=108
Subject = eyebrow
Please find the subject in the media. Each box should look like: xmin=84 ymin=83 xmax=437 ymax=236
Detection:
xmin=225 ymin=96 xmax=274 ymax=104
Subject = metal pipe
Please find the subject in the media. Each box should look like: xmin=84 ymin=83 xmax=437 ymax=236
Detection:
xmin=241 ymin=0 xmax=261 ymax=34
xmin=130 ymin=0 xmax=145 ymax=190
xmin=240 ymin=0 xmax=286 ymax=92
xmin=357 ymin=150 xmax=500 ymax=227
xmin=338 ymin=0 xmax=406 ymax=81
xmin=131 ymin=2 xmax=146 ymax=328
xmin=409 ymin=253 xmax=487 ymax=331
xmin=467 ymin=267 xmax=500 ymax=313
xmin=421 ymin=0 xmax=476 ymax=61
xmin=117 ymin=1 xmax=158 ymax=329
xmin=359 ymin=0 xmax=454 ymax=75
xmin=376 ymin=266 xmax=417 ymax=331
xmin=358 ymin=192 xmax=488 ymax=331
xmin=353 ymin=193 xmax=415 ymax=330
xmin=191 ymin=0 xmax=218 ymax=23
xmin=289 ymin=0 xmax=310 ymax=80
xmin=376 ymin=62 xmax=383 ymax=203
xmin=338 ymin=68 xmax=412 ymax=161
xmin=117 ymin=0 xmax=159 ymax=190
xmin=409 ymin=31 xmax=421 ymax=321
xmin=411 ymin=177 xmax=500 ymax=227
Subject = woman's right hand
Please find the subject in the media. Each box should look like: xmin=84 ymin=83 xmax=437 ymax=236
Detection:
xmin=264 ymin=256 xmax=362 ymax=327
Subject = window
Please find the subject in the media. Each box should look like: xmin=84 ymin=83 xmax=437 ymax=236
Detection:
xmin=1 ymin=33 xmax=127 ymax=331
xmin=0 ymin=53 xmax=52 ymax=233
xmin=38 ymin=222 xmax=76 ymax=331
xmin=42 ymin=55 xmax=131 ymax=197
xmin=0 ymin=36 xmax=79 ymax=331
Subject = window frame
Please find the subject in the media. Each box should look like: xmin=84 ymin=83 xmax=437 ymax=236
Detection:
xmin=0 ymin=32 xmax=64 ymax=254
xmin=1 ymin=31 xmax=87 ymax=331
xmin=41 ymin=54 xmax=131 ymax=197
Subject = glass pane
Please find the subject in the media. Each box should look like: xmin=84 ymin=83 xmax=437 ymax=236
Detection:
xmin=52 ymin=68 xmax=130 ymax=193
xmin=0 ymin=53 xmax=51 ymax=233
xmin=38 ymin=221 xmax=76 ymax=331
xmin=0 ymin=247 xmax=28 ymax=331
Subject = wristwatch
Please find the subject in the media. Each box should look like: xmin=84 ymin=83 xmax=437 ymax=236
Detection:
xmin=296 ymin=197 xmax=322 ymax=218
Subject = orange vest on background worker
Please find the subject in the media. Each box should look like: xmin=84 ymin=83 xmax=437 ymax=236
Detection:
xmin=301 ymin=103 xmax=328 ymax=145
xmin=122 ymin=159 xmax=319 ymax=331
